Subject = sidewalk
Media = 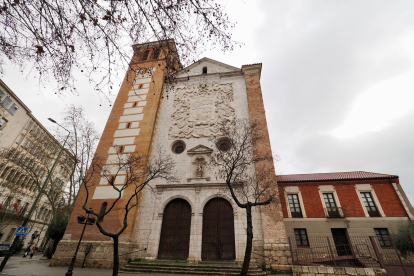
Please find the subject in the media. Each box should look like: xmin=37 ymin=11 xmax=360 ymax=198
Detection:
xmin=0 ymin=255 xmax=191 ymax=276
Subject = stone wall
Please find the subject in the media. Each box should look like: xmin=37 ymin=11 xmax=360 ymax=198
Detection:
xmin=292 ymin=265 xmax=387 ymax=276
xmin=50 ymin=239 xmax=142 ymax=268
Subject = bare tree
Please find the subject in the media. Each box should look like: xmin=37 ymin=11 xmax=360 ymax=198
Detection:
xmin=0 ymin=0 xmax=237 ymax=98
xmin=52 ymin=105 xmax=99 ymax=216
xmin=209 ymin=119 xmax=279 ymax=276
xmin=82 ymin=146 xmax=176 ymax=276
xmin=0 ymin=145 xmax=68 ymax=223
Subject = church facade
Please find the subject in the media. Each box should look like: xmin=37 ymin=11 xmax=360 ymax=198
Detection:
xmin=51 ymin=40 xmax=291 ymax=269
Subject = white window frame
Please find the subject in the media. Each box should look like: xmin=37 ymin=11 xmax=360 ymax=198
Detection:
xmin=355 ymin=184 xmax=385 ymax=217
xmin=318 ymin=185 xmax=342 ymax=217
xmin=284 ymin=186 xmax=307 ymax=218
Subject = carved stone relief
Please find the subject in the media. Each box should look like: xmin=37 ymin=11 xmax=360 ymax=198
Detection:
xmin=168 ymin=83 xmax=235 ymax=139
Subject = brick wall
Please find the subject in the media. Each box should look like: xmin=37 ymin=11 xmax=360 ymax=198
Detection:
xmin=51 ymin=42 xmax=176 ymax=267
xmin=242 ymin=64 xmax=290 ymax=269
xmin=279 ymin=179 xmax=408 ymax=218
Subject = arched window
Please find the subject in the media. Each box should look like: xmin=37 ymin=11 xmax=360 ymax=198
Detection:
xmin=141 ymin=50 xmax=149 ymax=61
xmin=202 ymin=67 xmax=207 ymax=74
xmin=99 ymin=202 xmax=108 ymax=222
xmin=152 ymin=48 xmax=161 ymax=59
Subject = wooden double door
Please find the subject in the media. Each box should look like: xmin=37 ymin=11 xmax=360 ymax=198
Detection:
xmin=157 ymin=197 xmax=236 ymax=261
xmin=201 ymin=198 xmax=236 ymax=261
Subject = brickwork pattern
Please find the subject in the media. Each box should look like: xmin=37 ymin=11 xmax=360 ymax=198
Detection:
xmin=51 ymin=43 xmax=173 ymax=267
xmin=242 ymin=64 xmax=290 ymax=269
xmin=279 ymin=179 xmax=408 ymax=218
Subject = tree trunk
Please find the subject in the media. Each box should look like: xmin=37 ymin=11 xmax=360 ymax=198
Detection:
xmin=112 ymin=235 xmax=119 ymax=276
xmin=241 ymin=205 xmax=253 ymax=276
xmin=48 ymin=239 xmax=59 ymax=259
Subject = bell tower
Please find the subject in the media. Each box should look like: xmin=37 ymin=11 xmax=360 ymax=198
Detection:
xmin=50 ymin=40 xmax=181 ymax=268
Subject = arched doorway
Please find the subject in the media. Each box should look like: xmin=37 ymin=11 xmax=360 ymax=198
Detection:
xmin=158 ymin=198 xmax=192 ymax=260
xmin=202 ymin=198 xmax=236 ymax=261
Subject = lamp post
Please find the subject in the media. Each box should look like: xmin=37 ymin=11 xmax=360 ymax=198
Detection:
xmin=65 ymin=208 xmax=96 ymax=276
xmin=0 ymin=118 xmax=70 ymax=272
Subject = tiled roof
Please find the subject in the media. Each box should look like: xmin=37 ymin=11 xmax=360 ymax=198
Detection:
xmin=276 ymin=171 xmax=398 ymax=182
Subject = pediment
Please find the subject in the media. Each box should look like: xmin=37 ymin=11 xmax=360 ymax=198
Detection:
xmin=174 ymin=57 xmax=239 ymax=78
xmin=187 ymin=144 xmax=213 ymax=155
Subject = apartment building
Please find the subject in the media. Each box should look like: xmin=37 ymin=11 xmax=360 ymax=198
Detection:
xmin=277 ymin=171 xmax=414 ymax=244
xmin=0 ymin=79 xmax=73 ymax=248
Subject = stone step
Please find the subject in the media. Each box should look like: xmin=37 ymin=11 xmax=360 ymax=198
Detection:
xmin=120 ymin=266 xmax=266 ymax=275
xmin=120 ymin=262 xmax=267 ymax=275
xmin=126 ymin=262 xmax=263 ymax=271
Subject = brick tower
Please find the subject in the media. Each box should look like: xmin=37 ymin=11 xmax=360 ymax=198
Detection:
xmin=51 ymin=39 xmax=181 ymax=268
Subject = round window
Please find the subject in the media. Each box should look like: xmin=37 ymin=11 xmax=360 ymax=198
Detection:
xmin=175 ymin=145 xmax=184 ymax=154
xmin=172 ymin=141 xmax=186 ymax=154
xmin=218 ymin=142 xmax=230 ymax=152
xmin=217 ymin=138 xmax=231 ymax=152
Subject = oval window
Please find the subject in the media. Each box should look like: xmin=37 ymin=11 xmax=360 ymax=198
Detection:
xmin=172 ymin=141 xmax=186 ymax=154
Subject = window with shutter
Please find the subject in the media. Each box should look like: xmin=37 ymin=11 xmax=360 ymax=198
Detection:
xmin=0 ymin=89 xmax=5 ymax=99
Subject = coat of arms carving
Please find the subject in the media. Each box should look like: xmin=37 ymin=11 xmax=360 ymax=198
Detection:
xmin=168 ymin=83 xmax=235 ymax=138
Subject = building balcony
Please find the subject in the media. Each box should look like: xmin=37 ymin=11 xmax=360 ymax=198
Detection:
xmin=324 ymin=207 xmax=347 ymax=218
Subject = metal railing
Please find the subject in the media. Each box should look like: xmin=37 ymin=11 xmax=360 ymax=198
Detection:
xmin=323 ymin=207 xmax=347 ymax=218
xmin=288 ymin=235 xmax=414 ymax=270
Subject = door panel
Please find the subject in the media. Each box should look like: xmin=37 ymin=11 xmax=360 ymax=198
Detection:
xmin=202 ymin=198 xmax=235 ymax=261
xmin=158 ymin=199 xmax=192 ymax=260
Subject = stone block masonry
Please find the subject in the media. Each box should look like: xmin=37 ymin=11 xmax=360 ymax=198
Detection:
xmin=292 ymin=265 xmax=387 ymax=276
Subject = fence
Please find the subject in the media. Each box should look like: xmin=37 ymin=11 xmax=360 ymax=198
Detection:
xmin=288 ymin=235 xmax=414 ymax=276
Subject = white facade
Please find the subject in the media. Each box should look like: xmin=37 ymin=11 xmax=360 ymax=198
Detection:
xmin=0 ymin=79 xmax=72 ymax=249
xmin=130 ymin=58 xmax=265 ymax=262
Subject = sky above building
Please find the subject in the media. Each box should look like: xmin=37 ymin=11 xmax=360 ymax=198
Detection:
xmin=2 ymin=0 xmax=414 ymax=203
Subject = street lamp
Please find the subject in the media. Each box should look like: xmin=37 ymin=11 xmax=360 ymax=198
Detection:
xmin=65 ymin=208 xmax=96 ymax=276
xmin=0 ymin=118 xmax=70 ymax=272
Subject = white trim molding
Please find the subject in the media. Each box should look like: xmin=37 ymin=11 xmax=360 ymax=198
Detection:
xmin=391 ymin=183 xmax=414 ymax=220
xmin=355 ymin=184 xmax=386 ymax=218
xmin=284 ymin=186 xmax=307 ymax=218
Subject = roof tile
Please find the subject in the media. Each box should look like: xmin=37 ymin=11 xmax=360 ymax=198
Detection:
xmin=276 ymin=171 xmax=398 ymax=182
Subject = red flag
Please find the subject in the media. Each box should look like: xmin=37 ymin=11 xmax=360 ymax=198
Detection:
xmin=0 ymin=202 xmax=3 ymax=210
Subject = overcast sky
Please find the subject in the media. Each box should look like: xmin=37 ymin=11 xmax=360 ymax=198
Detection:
xmin=2 ymin=0 xmax=414 ymax=203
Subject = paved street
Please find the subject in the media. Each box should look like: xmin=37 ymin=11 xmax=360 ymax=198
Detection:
xmin=0 ymin=255 xmax=190 ymax=276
